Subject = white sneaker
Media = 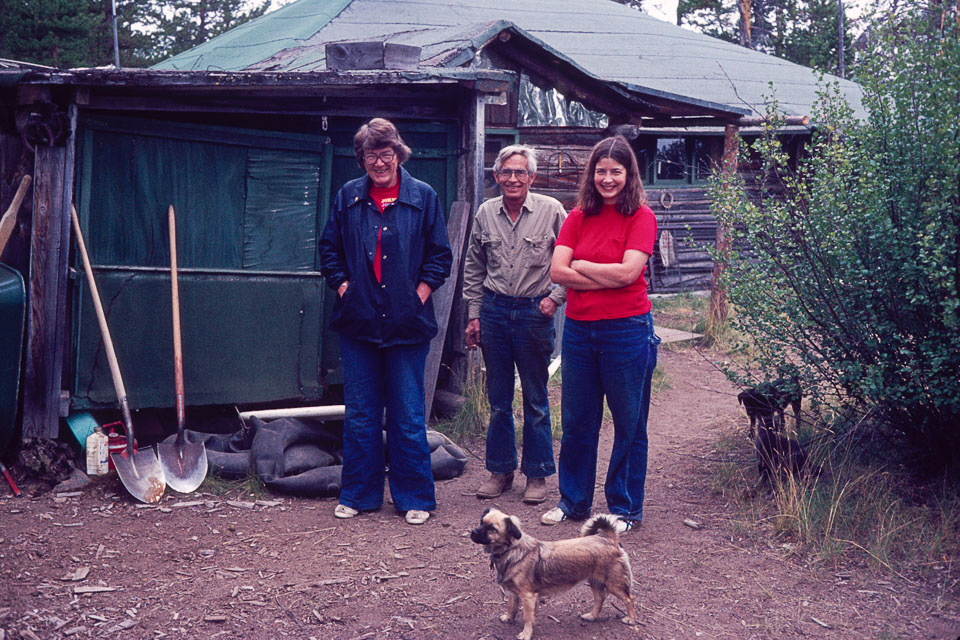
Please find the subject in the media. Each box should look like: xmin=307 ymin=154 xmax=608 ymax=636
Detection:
xmin=405 ymin=510 xmax=430 ymax=525
xmin=540 ymin=507 xmax=567 ymax=525
xmin=614 ymin=517 xmax=638 ymax=534
xmin=334 ymin=504 xmax=359 ymax=519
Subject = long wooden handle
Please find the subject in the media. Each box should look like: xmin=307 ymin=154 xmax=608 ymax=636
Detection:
xmin=70 ymin=205 xmax=136 ymax=451
xmin=169 ymin=205 xmax=185 ymax=433
xmin=0 ymin=175 xmax=32 ymax=255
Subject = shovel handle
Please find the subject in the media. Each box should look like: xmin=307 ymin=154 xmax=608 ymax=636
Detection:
xmin=70 ymin=205 xmax=136 ymax=453
xmin=169 ymin=206 xmax=185 ymax=434
xmin=0 ymin=175 xmax=31 ymax=255
xmin=0 ymin=461 xmax=20 ymax=497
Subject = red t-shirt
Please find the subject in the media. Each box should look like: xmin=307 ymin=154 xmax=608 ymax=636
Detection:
xmin=555 ymin=204 xmax=657 ymax=321
xmin=369 ymin=182 xmax=400 ymax=282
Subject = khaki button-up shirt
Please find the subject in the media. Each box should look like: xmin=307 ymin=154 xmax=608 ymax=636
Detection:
xmin=463 ymin=192 xmax=567 ymax=320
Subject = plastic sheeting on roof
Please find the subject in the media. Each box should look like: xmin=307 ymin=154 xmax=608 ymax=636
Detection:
xmin=518 ymin=73 xmax=608 ymax=128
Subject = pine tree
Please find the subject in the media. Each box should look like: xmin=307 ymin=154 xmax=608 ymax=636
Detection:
xmin=0 ymin=0 xmax=270 ymax=68
xmin=143 ymin=0 xmax=270 ymax=64
xmin=677 ymin=0 xmax=739 ymax=42
xmin=0 ymin=0 xmax=100 ymax=67
xmin=678 ymin=0 xmax=852 ymax=74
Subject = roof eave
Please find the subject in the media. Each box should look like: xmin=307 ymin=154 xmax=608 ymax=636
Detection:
xmin=13 ymin=67 xmax=515 ymax=92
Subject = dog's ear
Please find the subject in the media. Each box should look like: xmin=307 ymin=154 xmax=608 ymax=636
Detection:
xmin=480 ymin=507 xmax=492 ymax=521
xmin=505 ymin=516 xmax=523 ymax=540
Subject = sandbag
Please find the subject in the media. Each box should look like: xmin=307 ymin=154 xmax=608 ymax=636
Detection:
xmin=162 ymin=417 xmax=467 ymax=497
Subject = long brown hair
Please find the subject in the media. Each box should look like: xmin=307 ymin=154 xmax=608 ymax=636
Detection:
xmin=577 ymin=136 xmax=647 ymax=216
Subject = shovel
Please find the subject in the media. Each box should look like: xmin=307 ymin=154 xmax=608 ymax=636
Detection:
xmin=0 ymin=175 xmax=31 ymax=254
xmin=156 ymin=205 xmax=208 ymax=493
xmin=70 ymin=206 xmax=165 ymax=503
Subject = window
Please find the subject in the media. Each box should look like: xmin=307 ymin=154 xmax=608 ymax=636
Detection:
xmin=655 ymin=138 xmax=687 ymax=182
xmin=639 ymin=136 xmax=716 ymax=186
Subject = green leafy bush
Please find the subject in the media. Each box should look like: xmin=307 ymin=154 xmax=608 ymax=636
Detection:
xmin=711 ymin=10 xmax=960 ymax=474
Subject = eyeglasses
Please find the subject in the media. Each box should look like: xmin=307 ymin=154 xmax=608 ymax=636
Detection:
xmin=497 ymin=169 xmax=529 ymax=179
xmin=364 ymin=150 xmax=396 ymax=165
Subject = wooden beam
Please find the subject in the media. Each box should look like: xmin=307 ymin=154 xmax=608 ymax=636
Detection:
xmin=642 ymin=115 xmax=810 ymax=128
xmin=737 ymin=115 xmax=810 ymax=127
xmin=709 ymin=123 xmax=738 ymax=328
xmin=82 ymin=95 xmax=456 ymax=120
xmin=26 ymin=68 xmax=512 ymax=90
xmin=23 ymin=105 xmax=77 ymax=438
xmin=519 ymin=126 xmax=605 ymax=146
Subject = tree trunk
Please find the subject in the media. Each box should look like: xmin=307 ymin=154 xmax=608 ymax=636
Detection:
xmin=710 ymin=124 xmax=739 ymax=327
xmin=738 ymin=0 xmax=753 ymax=48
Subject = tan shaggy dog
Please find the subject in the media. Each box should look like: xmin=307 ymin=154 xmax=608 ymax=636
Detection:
xmin=469 ymin=507 xmax=637 ymax=640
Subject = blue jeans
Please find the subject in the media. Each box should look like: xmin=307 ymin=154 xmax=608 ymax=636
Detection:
xmin=479 ymin=290 xmax=557 ymax=478
xmin=556 ymin=313 xmax=659 ymax=521
xmin=338 ymin=336 xmax=436 ymax=512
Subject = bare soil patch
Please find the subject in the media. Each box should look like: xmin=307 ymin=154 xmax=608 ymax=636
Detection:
xmin=1 ymin=347 xmax=957 ymax=640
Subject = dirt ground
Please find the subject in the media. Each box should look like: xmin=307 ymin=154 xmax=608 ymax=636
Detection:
xmin=1 ymin=346 xmax=958 ymax=640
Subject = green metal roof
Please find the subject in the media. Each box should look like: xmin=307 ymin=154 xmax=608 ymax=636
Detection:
xmin=155 ymin=0 xmax=863 ymax=118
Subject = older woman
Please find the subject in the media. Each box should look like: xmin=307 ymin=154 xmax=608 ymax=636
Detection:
xmin=319 ymin=118 xmax=452 ymax=525
xmin=541 ymin=136 xmax=659 ymax=533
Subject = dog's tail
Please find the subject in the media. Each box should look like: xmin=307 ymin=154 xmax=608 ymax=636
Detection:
xmin=580 ymin=514 xmax=619 ymax=540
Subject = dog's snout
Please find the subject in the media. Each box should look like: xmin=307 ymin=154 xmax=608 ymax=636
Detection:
xmin=470 ymin=526 xmax=489 ymax=544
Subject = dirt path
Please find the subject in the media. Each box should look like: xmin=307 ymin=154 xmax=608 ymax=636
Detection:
xmin=1 ymin=348 xmax=957 ymax=640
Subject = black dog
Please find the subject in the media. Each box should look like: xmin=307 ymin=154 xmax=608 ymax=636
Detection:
xmin=737 ymin=379 xmax=802 ymax=438
xmin=755 ymin=415 xmax=807 ymax=488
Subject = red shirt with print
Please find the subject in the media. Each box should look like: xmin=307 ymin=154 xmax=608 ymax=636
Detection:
xmin=369 ymin=181 xmax=400 ymax=282
xmin=555 ymin=204 xmax=657 ymax=321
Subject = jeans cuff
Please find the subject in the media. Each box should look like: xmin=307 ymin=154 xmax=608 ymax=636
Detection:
xmin=520 ymin=464 xmax=556 ymax=478
xmin=557 ymin=499 xmax=590 ymax=520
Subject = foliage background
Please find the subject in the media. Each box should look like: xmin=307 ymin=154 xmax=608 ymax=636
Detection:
xmin=0 ymin=0 xmax=269 ymax=68
xmin=711 ymin=2 xmax=960 ymax=474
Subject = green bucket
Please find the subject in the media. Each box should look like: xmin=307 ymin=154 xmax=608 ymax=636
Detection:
xmin=66 ymin=412 xmax=99 ymax=451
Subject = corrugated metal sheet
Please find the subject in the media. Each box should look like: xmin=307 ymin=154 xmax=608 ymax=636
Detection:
xmin=155 ymin=0 xmax=863 ymax=119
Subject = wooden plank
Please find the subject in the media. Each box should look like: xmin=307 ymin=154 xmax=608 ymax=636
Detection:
xmin=441 ymin=93 xmax=486 ymax=398
xmin=655 ymin=326 xmax=704 ymax=344
xmin=424 ymin=201 xmax=470 ymax=419
xmin=23 ymin=106 xmax=77 ymax=437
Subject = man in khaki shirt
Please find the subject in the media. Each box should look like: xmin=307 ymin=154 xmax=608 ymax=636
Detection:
xmin=463 ymin=145 xmax=566 ymax=504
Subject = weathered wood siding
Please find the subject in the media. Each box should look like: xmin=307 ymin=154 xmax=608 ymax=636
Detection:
xmin=524 ymin=138 xmax=718 ymax=293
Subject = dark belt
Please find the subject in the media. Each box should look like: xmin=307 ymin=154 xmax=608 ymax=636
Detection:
xmin=482 ymin=288 xmax=549 ymax=303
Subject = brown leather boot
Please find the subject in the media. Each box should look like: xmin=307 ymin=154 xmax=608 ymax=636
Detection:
xmin=476 ymin=472 xmax=514 ymax=498
xmin=522 ymin=476 xmax=547 ymax=504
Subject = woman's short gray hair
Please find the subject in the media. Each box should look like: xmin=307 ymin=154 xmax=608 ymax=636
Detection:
xmin=493 ymin=145 xmax=538 ymax=175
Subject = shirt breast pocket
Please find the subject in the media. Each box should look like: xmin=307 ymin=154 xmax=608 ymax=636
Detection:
xmin=522 ymin=234 xmax=552 ymax=267
xmin=481 ymin=234 xmax=503 ymax=269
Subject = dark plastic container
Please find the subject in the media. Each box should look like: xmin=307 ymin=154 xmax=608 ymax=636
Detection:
xmin=0 ymin=262 xmax=25 ymax=455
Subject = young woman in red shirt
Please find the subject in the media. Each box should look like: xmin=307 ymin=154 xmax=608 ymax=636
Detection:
xmin=540 ymin=136 xmax=660 ymax=533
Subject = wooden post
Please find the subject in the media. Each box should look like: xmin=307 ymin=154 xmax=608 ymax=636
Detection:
xmin=22 ymin=105 xmax=76 ymax=438
xmin=710 ymin=123 xmax=738 ymax=328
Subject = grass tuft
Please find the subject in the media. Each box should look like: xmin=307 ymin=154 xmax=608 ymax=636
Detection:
xmin=711 ymin=418 xmax=960 ymax=580
xmin=433 ymin=366 xmax=490 ymax=443
xmin=201 ymin=473 xmax=265 ymax=499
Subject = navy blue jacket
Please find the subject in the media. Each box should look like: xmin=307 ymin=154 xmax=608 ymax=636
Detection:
xmin=318 ymin=166 xmax=452 ymax=347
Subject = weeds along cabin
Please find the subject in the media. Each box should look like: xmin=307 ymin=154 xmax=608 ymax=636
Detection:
xmin=0 ymin=0 xmax=863 ymax=438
